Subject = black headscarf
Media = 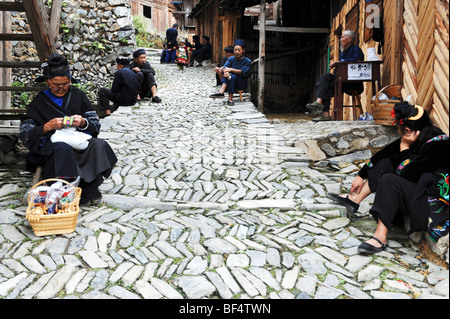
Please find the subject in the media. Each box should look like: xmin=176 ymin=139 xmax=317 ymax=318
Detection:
xmin=392 ymin=102 xmax=431 ymax=131
xmin=133 ymin=49 xmax=146 ymax=59
xmin=35 ymin=53 xmax=78 ymax=83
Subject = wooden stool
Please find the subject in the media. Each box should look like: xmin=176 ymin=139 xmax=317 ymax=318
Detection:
xmin=237 ymin=90 xmax=244 ymax=102
xmin=343 ymin=90 xmax=364 ymax=120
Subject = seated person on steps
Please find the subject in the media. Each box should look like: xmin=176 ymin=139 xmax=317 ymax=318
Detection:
xmin=306 ymin=30 xmax=364 ymax=122
xmin=129 ymin=49 xmax=162 ymax=103
xmin=209 ymin=39 xmax=252 ymax=106
xmin=188 ymin=35 xmax=212 ymax=67
xmin=97 ymin=57 xmax=141 ymax=118
xmin=328 ymin=102 xmax=449 ymax=254
xmin=187 ymin=35 xmax=202 ymax=64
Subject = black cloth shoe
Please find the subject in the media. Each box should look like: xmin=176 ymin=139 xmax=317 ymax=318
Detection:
xmin=152 ymin=96 xmax=162 ymax=103
xmin=210 ymin=92 xmax=225 ymax=98
xmin=227 ymin=101 xmax=235 ymax=106
xmin=97 ymin=109 xmax=110 ymax=119
xmin=358 ymin=236 xmax=389 ymax=255
xmin=327 ymin=193 xmax=360 ymax=216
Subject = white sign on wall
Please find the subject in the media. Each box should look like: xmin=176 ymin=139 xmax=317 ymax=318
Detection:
xmin=348 ymin=63 xmax=372 ymax=80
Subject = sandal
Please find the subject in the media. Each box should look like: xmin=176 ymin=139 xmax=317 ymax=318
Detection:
xmin=357 ymin=236 xmax=389 ymax=255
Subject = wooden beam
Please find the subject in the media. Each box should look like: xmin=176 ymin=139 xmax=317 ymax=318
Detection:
xmin=257 ymin=0 xmax=266 ymax=113
xmin=253 ymin=25 xmax=330 ymax=33
xmin=0 ymin=125 xmax=20 ymax=134
xmin=0 ymin=86 xmax=45 ymax=92
xmin=251 ymin=45 xmax=322 ymax=64
xmin=391 ymin=0 xmax=403 ymax=85
xmin=0 ymin=61 xmax=42 ymax=68
xmin=0 ymin=33 xmax=34 ymax=41
xmin=0 ymin=109 xmax=26 ymax=113
xmin=22 ymin=0 xmax=55 ymax=62
xmin=0 ymin=2 xmax=25 ymax=11
xmin=49 ymin=0 xmax=62 ymax=43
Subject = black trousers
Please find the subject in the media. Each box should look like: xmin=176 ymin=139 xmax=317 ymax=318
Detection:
xmin=315 ymin=73 xmax=364 ymax=112
xmin=136 ymin=72 xmax=156 ymax=98
xmin=190 ymin=49 xmax=210 ymax=64
xmin=370 ymin=173 xmax=417 ymax=230
xmin=42 ymin=140 xmax=116 ymax=203
xmin=98 ymin=88 xmax=119 ymax=112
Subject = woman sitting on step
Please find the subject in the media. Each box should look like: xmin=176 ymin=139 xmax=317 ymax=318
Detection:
xmin=328 ymin=102 xmax=448 ymax=254
xmin=19 ymin=53 xmax=118 ymax=205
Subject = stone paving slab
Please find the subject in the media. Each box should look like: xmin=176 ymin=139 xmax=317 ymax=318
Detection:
xmin=0 ymin=55 xmax=448 ymax=300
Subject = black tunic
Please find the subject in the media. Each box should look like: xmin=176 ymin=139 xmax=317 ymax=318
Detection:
xmin=111 ymin=67 xmax=141 ymax=106
xmin=361 ymin=126 xmax=449 ymax=233
xmin=20 ymin=88 xmax=117 ymax=188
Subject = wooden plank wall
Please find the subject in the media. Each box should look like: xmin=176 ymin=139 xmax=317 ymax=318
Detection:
xmin=219 ymin=14 xmax=241 ymax=54
xmin=432 ymin=0 xmax=449 ymax=134
xmin=402 ymin=0 xmax=449 ymax=134
xmin=417 ymin=0 xmax=436 ymax=112
xmin=402 ymin=0 xmax=419 ymax=103
xmin=194 ymin=0 xmax=221 ymax=62
xmin=129 ymin=0 xmax=175 ymax=34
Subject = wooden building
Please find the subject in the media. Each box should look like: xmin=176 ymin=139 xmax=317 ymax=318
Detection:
xmin=190 ymin=0 xmax=331 ymax=114
xmin=331 ymin=0 xmax=448 ymax=133
xmin=189 ymin=0 xmax=449 ymax=134
xmin=129 ymin=0 xmax=177 ymax=33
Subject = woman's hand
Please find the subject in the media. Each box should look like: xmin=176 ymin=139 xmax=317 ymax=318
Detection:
xmin=43 ymin=118 xmax=64 ymax=133
xmin=350 ymin=176 xmax=365 ymax=195
xmin=71 ymin=115 xmax=86 ymax=128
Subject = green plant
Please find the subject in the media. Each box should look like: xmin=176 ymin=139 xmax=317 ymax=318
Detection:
xmin=132 ymin=15 xmax=163 ymax=49
xmin=11 ymin=81 xmax=37 ymax=108
xmin=90 ymin=39 xmax=112 ymax=52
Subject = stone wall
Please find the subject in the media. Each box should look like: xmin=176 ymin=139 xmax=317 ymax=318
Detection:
xmin=11 ymin=0 xmax=137 ymax=106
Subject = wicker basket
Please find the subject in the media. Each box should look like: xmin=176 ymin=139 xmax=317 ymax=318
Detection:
xmin=372 ymin=85 xmax=403 ymax=126
xmin=26 ymin=178 xmax=81 ymax=236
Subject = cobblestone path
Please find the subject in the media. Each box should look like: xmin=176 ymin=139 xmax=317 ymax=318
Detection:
xmin=0 ymin=55 xmax=448 ymax=300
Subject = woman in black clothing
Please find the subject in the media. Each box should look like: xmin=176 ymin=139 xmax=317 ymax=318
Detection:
xmin=328 ymin=102 xmax=449 ymax=254
xmin=19 ymin=54 xmax=117 ymax=205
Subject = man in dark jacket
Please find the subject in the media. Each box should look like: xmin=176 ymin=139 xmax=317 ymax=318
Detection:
xmin=97 ymin=57 xmax=141 ymax=118
xmin=165 ymin=23 xmax=179 ymax=63
xmin=130 ymin=49 xmax=162 ymax=103
xmin=306 ymin=30 xmax=365 ymax=122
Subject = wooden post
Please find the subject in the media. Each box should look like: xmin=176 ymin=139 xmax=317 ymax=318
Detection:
xmin=0 ymin=1 xmax=12 ymax=111
xmin=257 ymin=0 xmax=266 ymax=113
xmin=49 ymin=0 xmax=62 ymax=43
xmin=22 ymin=0 xmax=55 ymax=62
